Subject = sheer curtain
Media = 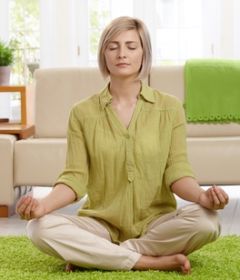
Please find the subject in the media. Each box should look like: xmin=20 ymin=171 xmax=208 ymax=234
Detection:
xmin=233 ymin=0 xmax=240 ymax=58
xmin=39 ymin=0 xmax=240 ymax=68
xmin=0 ymin=0 xmax=9 ymax=42
xmin=202 ymin=0 xmax=240 ymax=59
xmin=39 ymin=0 xmax=79 ymax=68
xmin=0 ymin=0 xmax=11 ymax=119
xmin=152 ymin=0 xmax=203 ymax=62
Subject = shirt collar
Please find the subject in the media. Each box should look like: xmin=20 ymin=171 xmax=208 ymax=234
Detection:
xmin=99 ymin=85 xmax=113 ymax=109
xmin=139 ymin=83 xmax=156 ymax=103
xmin=99 ymin=82 xmax=155 ymax=109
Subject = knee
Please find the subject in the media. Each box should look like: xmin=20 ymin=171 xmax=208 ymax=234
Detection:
xmin=183 ymin=204 xmax=221 ymax=241
xmin=27 ymin=214 xmax=56 ymax=245
xmin=26 ymin=214 xmax=65 ymax=258
xmin=181 ymin=204 xmax=221 ymax=255
xmin=197 ymin=206 xmax=220 ymax=238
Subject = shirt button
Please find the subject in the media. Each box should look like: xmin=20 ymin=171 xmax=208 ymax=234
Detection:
xmin=125 ymin=134 xmax=130 ymax=139
xmin=128 ymin=176 xmax=134 ymax=182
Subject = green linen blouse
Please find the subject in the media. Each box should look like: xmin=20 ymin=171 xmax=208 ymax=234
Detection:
xmin=55 ymin=83 xmax=195 ymax=243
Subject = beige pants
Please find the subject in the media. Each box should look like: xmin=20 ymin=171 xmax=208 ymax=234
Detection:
xmin=27 ymin=204 xmax=220 ymax=271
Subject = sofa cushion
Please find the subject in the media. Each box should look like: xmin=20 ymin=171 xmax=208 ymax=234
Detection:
xmin=187 ymin=123 xmax=240 ymax=137
xmin=34 ymin=68 xmax=107 ymax=138
xmin=187 ymin=137 xmax=240 ymax=185
xmin=150 ymin=65 xmax=185 ymax=100
xmin=14 ymin=139 xmax=66 ymax=186
xmin=14 ymin=137 xmax=240 ymax=187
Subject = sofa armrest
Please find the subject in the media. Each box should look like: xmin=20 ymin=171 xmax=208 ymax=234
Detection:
xmin=0 ymin=134 xmax=16 ymax=216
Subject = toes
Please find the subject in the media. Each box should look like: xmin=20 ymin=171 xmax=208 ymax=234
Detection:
xmin=179 ymin=255 xmax=191 ymax=274
xmin=65 ymin=263 xmax=74 ymax=272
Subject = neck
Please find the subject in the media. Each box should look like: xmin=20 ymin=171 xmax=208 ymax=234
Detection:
xmin=109 ymin=77 xmax=141 ymax=103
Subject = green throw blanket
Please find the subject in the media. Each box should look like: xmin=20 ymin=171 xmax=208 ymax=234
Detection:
xmin=184 ymin=59 xmax=240 ymax=123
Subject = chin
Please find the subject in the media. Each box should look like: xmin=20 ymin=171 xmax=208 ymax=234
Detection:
xmin=113 ymin=70 xmax=138 ymax=78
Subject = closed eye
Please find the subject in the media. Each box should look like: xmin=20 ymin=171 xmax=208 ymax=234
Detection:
xmin=109 ymin=47 xmax=118 ymax=51
xmin=107 ymin=43 xmax=118 ymax=51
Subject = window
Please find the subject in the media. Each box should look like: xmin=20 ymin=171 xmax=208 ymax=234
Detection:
xmin=9 ymin=0 xmax=40 ymax=84
xmin=155 ymin=0 xmax=203 ymax=63
xmin=7 ymin=0 xmax=239 ymax=71
xmin=86 ymin=0 xmax=203 ymax=66
xmin=87 ymin=0 xmax=133 ymax=65
xmin=88 ymin=0 xmax=110 ymax=64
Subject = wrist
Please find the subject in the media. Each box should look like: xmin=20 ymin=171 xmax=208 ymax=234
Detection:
xmin=39 ymin=198 xmax=50 ymax=215
xmin=197 ymin=189 xmax=205 ymax=205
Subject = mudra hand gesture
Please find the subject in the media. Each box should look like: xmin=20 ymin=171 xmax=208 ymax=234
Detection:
xmin=199 ymin=185 xmax=229 ymax=210
xmin=16 ymin=196 xmax=45 ymax=220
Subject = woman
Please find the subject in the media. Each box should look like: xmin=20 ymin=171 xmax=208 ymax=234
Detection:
xmin=16 ymin=16 xmax=228 ymax=274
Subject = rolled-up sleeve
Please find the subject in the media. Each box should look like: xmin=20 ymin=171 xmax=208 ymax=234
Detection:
xmin=164 ymin=100 xmax=195 ymax=188
xmin=54 ymin=106 xmax=89 ymax=199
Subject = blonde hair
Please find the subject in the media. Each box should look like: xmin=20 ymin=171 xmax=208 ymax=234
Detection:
xmin=98 ymin=16 xmax=152 ymax=80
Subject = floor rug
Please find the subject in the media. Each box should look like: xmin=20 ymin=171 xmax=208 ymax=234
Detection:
xmin=0 ymin=235 xmax=239 ymax=280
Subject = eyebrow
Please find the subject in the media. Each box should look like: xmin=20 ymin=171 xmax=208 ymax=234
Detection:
xmin=109 ymin=41 xmax=138 ymax=44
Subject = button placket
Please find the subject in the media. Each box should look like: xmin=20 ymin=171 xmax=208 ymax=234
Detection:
xmin=126 ymin=134 xmax=135 ymax=182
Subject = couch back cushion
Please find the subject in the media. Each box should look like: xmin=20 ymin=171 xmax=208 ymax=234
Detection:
xmin=150 ymin=65 xmax=240 ymax=137
xmin=34 ymin=67 xmax=106 ymax=138
xmin=150 ymin=65 xmax=185 ymax=100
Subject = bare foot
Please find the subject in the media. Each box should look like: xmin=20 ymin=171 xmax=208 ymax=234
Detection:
xmin=133 ymin=254 xmax=191 ymax=274
xmin=176 ymin=254 xmax=191 ymax=274
xmin=65 ymin=263 xmax=76 ymax=272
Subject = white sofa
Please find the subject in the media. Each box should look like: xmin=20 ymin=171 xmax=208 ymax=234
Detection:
xmin=0 ymin=135 xmax=16 ymax=216
xmin=1 ymin=66 xmax=240 ymax=233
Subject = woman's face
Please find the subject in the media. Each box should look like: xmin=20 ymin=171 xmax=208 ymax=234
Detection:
xmin=104 ymin=29 xmax=143 ymax=79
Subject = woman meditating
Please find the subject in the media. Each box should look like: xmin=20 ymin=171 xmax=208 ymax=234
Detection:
xmin=16 ymin=16 xmax=228 ymax=274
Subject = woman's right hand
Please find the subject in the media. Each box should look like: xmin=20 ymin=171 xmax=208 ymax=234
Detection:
xmin=16 ymin=195 xmax=46 ymax=220
xmin=16 ymin=184 xmax=76 ymax=220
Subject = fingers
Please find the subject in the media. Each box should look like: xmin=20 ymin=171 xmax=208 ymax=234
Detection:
xmin=205 ymin=187 xmax=214 ymax=203
xmin=213 ymin=185 xmax=229 ymax=205
xmin=210 ymin=185 xmax=229 ymax=209
xmin=16 ymin=195 xmax=35 ymax=220
xmin=24 ymin=199 xmax=34 ymax=220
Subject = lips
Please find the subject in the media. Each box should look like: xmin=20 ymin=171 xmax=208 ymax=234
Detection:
xmin=116 ymin=63 xmax=130 ymax=67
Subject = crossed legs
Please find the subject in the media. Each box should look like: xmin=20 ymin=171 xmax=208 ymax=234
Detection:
xmin=27 ymin=204 xmax=220 ymax=273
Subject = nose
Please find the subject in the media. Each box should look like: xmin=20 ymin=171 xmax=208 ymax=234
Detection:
xmin=118 ymin=46 xmax=126 ymax=59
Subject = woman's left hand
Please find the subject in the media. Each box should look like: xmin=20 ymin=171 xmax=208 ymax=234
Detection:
xmin=198 ymin=185 xmax=229 ymax=210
